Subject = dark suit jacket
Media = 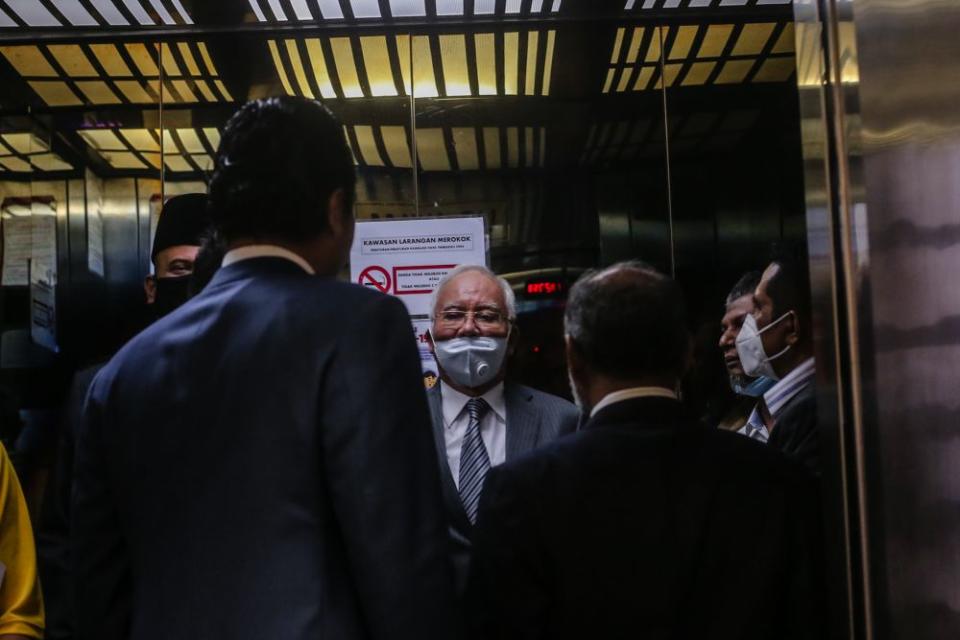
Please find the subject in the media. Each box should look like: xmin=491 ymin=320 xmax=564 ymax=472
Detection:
xmin=468 ymin=396 xmax=824 ymax=640
xmin=72 ymin=258 xmax=456 ymax=640
xmin=426 ymin=382 xmax=579 ymax=593
xmin=769 ymin=385 xmax=820 ymax=476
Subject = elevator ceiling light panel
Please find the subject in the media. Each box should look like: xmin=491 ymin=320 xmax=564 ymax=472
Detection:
xmin=602 ymin=22 xmax=794 ymax=93
xmin=623 ymin=0 xmax=790 ymax=10
xmin=269 ymin=31 xmax=555 ymax=99
xmin=342 ymin=124 xmax=546 ymax=171
xmin=0 ymin=0 xmax=194 ymax=27
xmin=78 ymin=126 xmax=221 ymax=172
xmin=0 ymin=41 xmax=233 ymax=107
xmin=247 ymin=0 xmax=561 ymax=22
xmin=0 ymin=132 xmax=72 ymax=172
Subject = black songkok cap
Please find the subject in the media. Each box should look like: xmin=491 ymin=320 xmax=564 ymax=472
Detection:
xmin=151 ymin=193 xmax=211 ymax=261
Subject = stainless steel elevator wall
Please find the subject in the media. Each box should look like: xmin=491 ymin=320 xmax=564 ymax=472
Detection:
xmin=796 ymin=0 xmax=960 ymax=636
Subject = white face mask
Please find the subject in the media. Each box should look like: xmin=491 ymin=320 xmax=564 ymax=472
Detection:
xmin=735 ymin=312 xmax=793 ymax=381
xmin=433 ymin=335 xmax=509 ymax=389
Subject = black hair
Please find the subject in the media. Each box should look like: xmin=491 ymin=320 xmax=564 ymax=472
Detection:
xmin=766 ymin=243 xmax=813 ymax=335
xmin=565 ymin=261 xmax=688 ymax=379
xmin=208 ymin=96 xmax=356 ymax=243
xmin=725 ymin=270 xmax=762 ymax=306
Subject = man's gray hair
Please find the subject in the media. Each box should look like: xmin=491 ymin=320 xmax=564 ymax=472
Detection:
xmin=564 ymin=260 xmax=688 ymax=378
xmin=725 ymin=270 xmax=762 ymax=307
xmin=429 ymin=264 xmax=516 ymax=320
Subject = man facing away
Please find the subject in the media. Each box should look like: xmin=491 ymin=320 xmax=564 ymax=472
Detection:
xmin=734 ymin=251 xmax=819 ymax=475
xmin=468 ymin=261 xmax=823 ymax=640
xmin=424 ymin=265 xmax=579 ymax=594
xmin=38 ymin=193 xmax=212 ymax=640
xmin=71 ymin=97 xmax=456 ymax=640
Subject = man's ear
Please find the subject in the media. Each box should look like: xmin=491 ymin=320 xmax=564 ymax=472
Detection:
xmin=144 ymin=275 xmax=157 ymax=304
xmin=326 ymin=188 xmax=349 ymax=238
xmin=426 ymin=327 xmax=436 ymax=355
xmin=784 ymin=310 xmax=800 ymax=346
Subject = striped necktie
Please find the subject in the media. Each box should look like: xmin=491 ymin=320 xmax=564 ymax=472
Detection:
xmin=459 ymin=397 xmax=491 ymax=524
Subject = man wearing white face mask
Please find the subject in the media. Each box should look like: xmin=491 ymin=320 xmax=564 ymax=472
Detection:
xmin=717 ymin=270 xmax=776 ymax=430
xmin=735 ymin=251 xmax=819 ymax=475
xmin=426 ymin=264 xmax=579 ymax=594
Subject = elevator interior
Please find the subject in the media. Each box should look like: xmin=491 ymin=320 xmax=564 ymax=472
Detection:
xmin=0 ymin=0 xmax=825 ymax=625
xmin=0 ymin=0 xmax=815 ymax=604
xmin=0 ymin=0 xmax=805 ymax=391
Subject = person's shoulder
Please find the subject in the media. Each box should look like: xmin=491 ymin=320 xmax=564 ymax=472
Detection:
xmin=698 ymin=426 xmax=813 ymax=488
xmin=510 ymin=383 xmax=578 ymax=415
xmin=490 ymin=427 xmax=588 ymax=485
xmin=290 ymin=278 xmax=406 ymax=316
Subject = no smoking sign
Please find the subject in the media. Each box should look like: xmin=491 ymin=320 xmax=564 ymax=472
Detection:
xmin=358 ymin=265 xmax=391 ymax=293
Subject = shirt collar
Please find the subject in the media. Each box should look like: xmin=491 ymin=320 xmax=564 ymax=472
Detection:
xmin=221 ymin=245 xmax=315 ymax=275
xmin=590 ymin=386 xmax=678 ymax=418
xmin=440 ymin=380 xmax=506 ymax=429
xmin=763 ymin=357 xmax=816 ymax=418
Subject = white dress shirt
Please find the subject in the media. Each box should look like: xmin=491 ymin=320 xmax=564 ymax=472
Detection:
xmin=222 ymin=244 xmax=315 ymax=275
xmin=590 ymin=386 xmax=678 ymax=418
xmin=441 ymin=380 xmax=507 ymax=489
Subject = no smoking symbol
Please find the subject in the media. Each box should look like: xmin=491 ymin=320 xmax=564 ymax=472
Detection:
xmin=359 ymin=265 xmax=391 ymax=293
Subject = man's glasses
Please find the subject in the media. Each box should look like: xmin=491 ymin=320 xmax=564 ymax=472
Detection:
xmin=437 ymin=309 xmax=508 ymax=329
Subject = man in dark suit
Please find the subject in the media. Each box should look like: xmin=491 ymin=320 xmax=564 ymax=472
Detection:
xmin=734 ymin=250 xmax=819 ymax=475
xmin=468 ymin=261 xmax=824 ymax=640
xmin=425 ymin=264 xmax=579 ymax=593
xmin=39 ymin=193 xmax=213 ymax=639
xmin=72 ymin=97 xmax=456 ymax=640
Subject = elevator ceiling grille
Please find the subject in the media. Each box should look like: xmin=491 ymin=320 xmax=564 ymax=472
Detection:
xmin=268 ymin=30 xmax=555 ymax=100
xmin=580 ymin=109 xmax=758 ymax=165
xmin=0 ymin=0 xmax=193 ymax=28
xmin=0 ymin=42 xmax=232 ymax=107
xmin=78 ymin=127 xmax=220 ymax=172
xmin=623 ymin=0 xmax=790 ymax=10
xmin=248 ymin=0 xmax=562 ymax=21
xmin=0 ymin=0 xmax=792 ymax=29
xmin=0 ymin=132 xmax=73 ymax=172
xmin=602 ymin=22 xmax=794 ymax=93
xmin=343 ymin=124 xmax=545 ymax=171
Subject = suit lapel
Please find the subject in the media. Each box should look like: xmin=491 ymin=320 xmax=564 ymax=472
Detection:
xmin=427 ymin=385 xmax=472 ymax=532
xmin=505 ymin=383 xmax=542 ymax=461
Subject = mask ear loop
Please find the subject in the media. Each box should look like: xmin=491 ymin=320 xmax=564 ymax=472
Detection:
xmin=760 ymin=310 xmax=796 ymax=364
xmin=756 ymin=309 xmax=794 ymax=335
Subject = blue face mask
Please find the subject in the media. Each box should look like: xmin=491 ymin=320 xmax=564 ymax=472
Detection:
xmin=730 ymin=375 xmax=776 ymax=398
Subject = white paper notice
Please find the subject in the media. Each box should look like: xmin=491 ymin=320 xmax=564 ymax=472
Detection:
xmin=1 ymin=217 xmax=33 ymax=286
xmin=30 ymin=254 xmax=57 ymax=352
xmin=349 ymin=217 xmax=487 ymax=318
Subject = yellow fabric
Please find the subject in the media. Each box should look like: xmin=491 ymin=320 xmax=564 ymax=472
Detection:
xmin=0 ymin=443 xmax=43 ymax=637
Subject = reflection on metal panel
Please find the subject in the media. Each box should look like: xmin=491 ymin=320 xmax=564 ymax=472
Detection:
xmin=78 ymin=127 xmax=217 ymax=174
xmin=343 ymin=125 xmax=545 ymax=171
xmin=604 ymin=22 xmax=794 ymax=93
xmin=0 ymin=42 xmax=230 ymax=106
xmin=851 ymin=0 xmax=960 ymax=637
xmin=268 ymin=31 xmax=556 ymax=99
xmin=796 ymin=0 xmax=960 ymax=637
